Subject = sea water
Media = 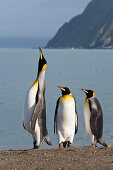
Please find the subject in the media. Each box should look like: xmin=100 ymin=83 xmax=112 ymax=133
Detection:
xmin=0 ymin=48 xmax=113 ymax=150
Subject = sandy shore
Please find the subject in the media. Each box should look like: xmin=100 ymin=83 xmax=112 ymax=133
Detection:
xmin=0 ymin=147 xmax=113 ymax=170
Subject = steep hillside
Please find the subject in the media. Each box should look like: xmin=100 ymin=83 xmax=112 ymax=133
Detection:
xmin=46 ymin=0 xmax=113 ymax=48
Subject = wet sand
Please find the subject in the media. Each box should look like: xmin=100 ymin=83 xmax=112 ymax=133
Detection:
xmin=0 ymin=147 xmax=113 ymax=170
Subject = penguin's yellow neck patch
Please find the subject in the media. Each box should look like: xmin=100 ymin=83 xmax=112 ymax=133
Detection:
xmin=85 ymin=98 xmax=89 ymax=104
xmin=32 ymin=79 xmax=38 ymax=87
xmin=61 ymin=95 xmax=73 ymax=100
xmin=41 ymin=64 xmax=47 ymax=72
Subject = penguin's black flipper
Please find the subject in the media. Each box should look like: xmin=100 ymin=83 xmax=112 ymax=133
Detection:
xmin=90 ymin=107 xmax=98 ymax=137
xmin=31 ymin=98 xmax=42 ymax=132
xmin=75 ymin=112 xmax=78 ymax=134
xmin=74 ymin=98 xmax=78 ymax=134
xmin=89 ymin=98 xmax=103 ymax=139
xmin=54 ymin=98 xmax=60 ymax=134
xmin=31 ymin=97 xmax=51 ymax=145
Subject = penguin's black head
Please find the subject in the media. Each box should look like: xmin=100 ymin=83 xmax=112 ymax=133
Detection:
xmin=38 ymin=47 xmax=47 ymax=76
xmin=81 ymin=89 xmax=95 ymax=98
xmin=58 ymin=86 xmax=71 ymax=95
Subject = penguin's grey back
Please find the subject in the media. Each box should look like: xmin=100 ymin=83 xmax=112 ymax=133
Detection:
xmin=31 ymin=94 xmax=48 ymax=142
xmin=89 ymin=97 xmax=103 ymax=139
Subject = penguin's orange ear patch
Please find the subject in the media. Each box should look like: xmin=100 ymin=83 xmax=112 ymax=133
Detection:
xmin=41 ymin=64 xmax=47 ymax=71
xmin=93 ymin=92 xmax=95 ymax=96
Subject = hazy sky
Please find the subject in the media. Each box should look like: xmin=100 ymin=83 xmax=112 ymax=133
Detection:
xmin=0 ymin=0 xmax=91 ymax=39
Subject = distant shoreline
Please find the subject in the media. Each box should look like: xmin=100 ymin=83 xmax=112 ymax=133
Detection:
xmin=44 ymin=46 xmax=113 ymax=49
xmin=0 ymin=37 xmax=50 ymax=49
xmin=0 ymin=47 xmax=113 ymax=50
xmin=0 ymin=37 xmax=113 ymax=49
xmin=0 ymin=147 xmax=113 ymax=169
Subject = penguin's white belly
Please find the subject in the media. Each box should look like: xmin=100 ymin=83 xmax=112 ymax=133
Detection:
xmin=57 ymin=100 xmax=75 ymax=140
xmin=84 ymin=101 xmax=92 ymax=136
xmin=24 ymin=86 xmax=37 ymax=134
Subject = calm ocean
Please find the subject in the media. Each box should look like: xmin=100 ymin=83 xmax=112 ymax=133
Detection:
xmin=0 ymin=48 xmax=113 ymax=150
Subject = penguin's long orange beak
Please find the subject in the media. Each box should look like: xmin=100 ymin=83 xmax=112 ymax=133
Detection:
xmin=58 ymin=86 xmax=65 ymax=91
xmin=39 ymin=47 xmax=44 ymax=60
xmin=80 ymin=89 xmax=88 ymax=94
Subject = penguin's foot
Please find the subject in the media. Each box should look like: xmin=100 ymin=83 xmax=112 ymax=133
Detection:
xmin=67 ymin=141 xmax=72 ymax=148
xmin=33 ymin=140 xmax=40 ymax=149
xmin=63 ymin=141 xmax=67 ymax=148
xmin=98 ymin=138 xmax=108 ymax=147
xmin=33 ymin=145 xmax=40 ymax=150
xmin=59 ymin=142 xmax=64 ymax=148
xmin=92 ymin=144 xmax=97 ymax=148
xmin=103 ymin=143 xmax=108 ymax=147
xmin=46 ymin=140 xmax=52 ymax=146
xmin=44 ymin=136 xmax=52 ymax=146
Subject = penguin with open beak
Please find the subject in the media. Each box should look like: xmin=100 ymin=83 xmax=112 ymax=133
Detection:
xmin=54 ymin=86 xmax=78 ymax=148
xmin=81 ymin=89 xmax=107 ymax=147
xmin=23 ymin=47 xmax=52 ymax=149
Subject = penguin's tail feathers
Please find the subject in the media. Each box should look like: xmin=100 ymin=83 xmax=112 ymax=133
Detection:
xmin=23 ymin=122 xmax=26 ymax=130
xmin=43 ymin=136 xmax=52 ymax=146
xmin=98 ymin=138 xmax=107 ymax=147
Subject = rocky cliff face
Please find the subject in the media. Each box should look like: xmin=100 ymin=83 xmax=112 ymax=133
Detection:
xmin=46 ymin=0 xmax=113 ymax=49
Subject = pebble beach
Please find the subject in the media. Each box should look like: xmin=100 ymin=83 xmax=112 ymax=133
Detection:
xmin=0 ymin=147 xmax=113 ymax=170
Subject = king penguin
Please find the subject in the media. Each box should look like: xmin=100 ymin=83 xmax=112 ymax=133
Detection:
xmin=54 ymin=86 xmax=78 ymax=148
xmin=81 ymin=89 xmax=107 ymax=147
xmin=23 ymin=47 xmax=52 ymax=149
